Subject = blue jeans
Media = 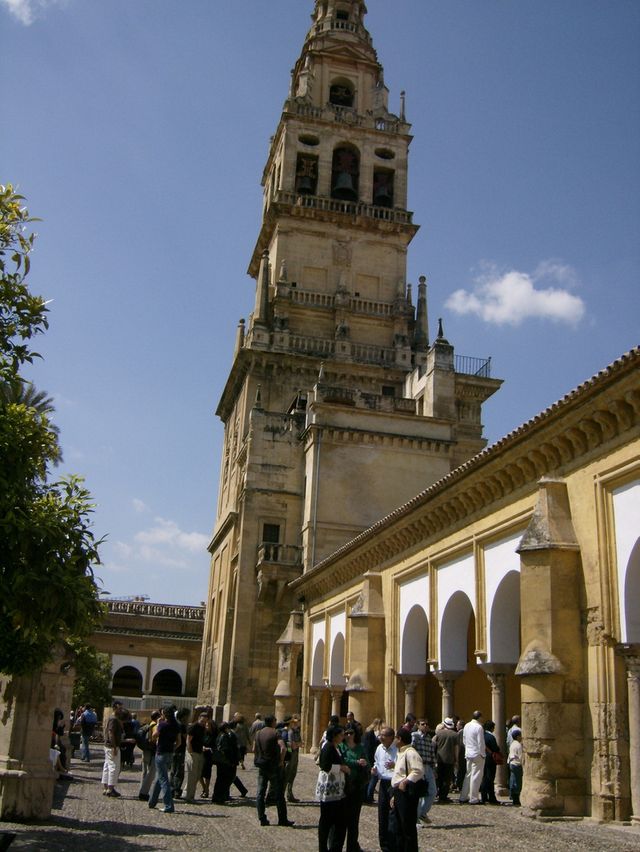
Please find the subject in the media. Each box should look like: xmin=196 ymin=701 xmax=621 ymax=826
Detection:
xmin=417 ymin=764 xmax=436 ymax=818
xmin=149 ymin=753 xmax=174 ymax=810
xmin=81 ymin=733 xmax=91 ymax=761
xmin=509 ymin=764 xmax=523 ymax=802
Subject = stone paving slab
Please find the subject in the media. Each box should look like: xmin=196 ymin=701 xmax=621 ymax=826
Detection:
xmin=1 ymin=751 xmax=638 ymax=851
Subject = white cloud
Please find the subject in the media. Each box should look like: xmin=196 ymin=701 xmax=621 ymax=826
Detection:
xmin=135 ymin=518 xmax=209 ymax=554
xmin=445 ymin=262 xmax=586 ymax=327
xmin=132 ymin=497 xmax=149 ymax=514
xmin=105 ymin=516 xmax=209 ymax=576
xmin=1 ymin=0 xmax=62 ymax=25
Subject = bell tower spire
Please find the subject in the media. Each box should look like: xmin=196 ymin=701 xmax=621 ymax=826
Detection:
xmin=199 ymin=0 xmax=502 ymax=721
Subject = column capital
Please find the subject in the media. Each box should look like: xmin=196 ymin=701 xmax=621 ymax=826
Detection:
xmin=400 ymin=674 xmax=423 ymax=695
xmin=618 ymin=643 xmax=640 ymax=676
xmin=479 ymin=663 xmax=514 ymax=692
xmin=433 ymin=670 xmax=464 ymax=686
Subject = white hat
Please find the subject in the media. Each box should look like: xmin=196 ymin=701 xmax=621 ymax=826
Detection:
xmin=444 ymin=717 xmax=455 ymax=729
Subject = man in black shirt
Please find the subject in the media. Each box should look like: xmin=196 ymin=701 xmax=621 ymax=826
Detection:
xmin=183 ymin=711 xmax=207 ymax=802
xmin=254 ymin=715 xmax=294 ymax=827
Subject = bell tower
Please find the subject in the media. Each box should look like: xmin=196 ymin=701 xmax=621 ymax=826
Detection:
xmin=199 ymin=0 xmax=502 ymax=719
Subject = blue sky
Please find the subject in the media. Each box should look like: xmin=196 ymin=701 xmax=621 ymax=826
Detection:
xmin=2 ymin=0 xmax=638 ymax=605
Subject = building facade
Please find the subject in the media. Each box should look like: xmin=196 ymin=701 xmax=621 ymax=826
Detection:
xmin=92 ymin=599 xmax=204 ymax=709
xmin=199 ymin=0 xmax=501 ymax=719
xmin=292 ymin=348 xmax=640 ymax=822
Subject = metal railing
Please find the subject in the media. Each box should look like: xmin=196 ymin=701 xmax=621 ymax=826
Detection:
xmin=455 ymin=355 xmax=492 ymax=378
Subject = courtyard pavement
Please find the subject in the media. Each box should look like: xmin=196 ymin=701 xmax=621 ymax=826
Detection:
xmin=1 ymin=750 xmax=638 ymax=851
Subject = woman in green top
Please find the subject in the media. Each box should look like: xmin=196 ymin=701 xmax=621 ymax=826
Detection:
xmin=339 ymin=725 xmax=370 ymax=852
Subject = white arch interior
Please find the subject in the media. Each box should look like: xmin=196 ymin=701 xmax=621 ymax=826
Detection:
xmin=401 ymin=605 xmax=429 ymax=674
xmin=484 ymin=531 xmax=523 ymax=663
xmin=330 ymin=633 xmax=345 ymax=685
xmin=399 ymin=574 xmax=429 ymax=674
xmin=624 ymin=539 xmax=640 ymax=643
xmin=613 ymin=480 xmax=640 ymax=642
xmin=149 ymin=658 xmax=187 ymax=694
xmin=439 ymin=591 xmax=474 ymax=671
xmin=489 ymin=571 xmax=521 ymax=664
xmin=311 ymin=638 xmax=325 ymax=687
xmin=111 ymin=654 xmax=146 ymax=688
xmin=436 ymin=552 xmax=475 ymax=671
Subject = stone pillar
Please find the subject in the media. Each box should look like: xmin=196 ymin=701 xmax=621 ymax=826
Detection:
xmin=273 ymin=610 xmax=304 ymax=721
xmin=401 ymin=676 xmax=421 ymax=719
xmin=330 ymin=689 xmax=344 ymax=718
xmin=481 ymin=664 xmax=513 ymax=794
xmin=516 ymin=478 xmax=586 ymax=818
xmin=345 ymin=573 xmax=386 ymax=725
xmin=620 ymin=646 xmax=640 ymax=823
xmin=0 ymin=648 xmax=75 ymax=820
xmin=434 ymin=670 xmax=462 ymax=720
xmin=310 ymin=688 xmax=325 ymax=754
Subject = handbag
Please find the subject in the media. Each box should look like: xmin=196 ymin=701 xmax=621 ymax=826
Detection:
xmin=491 ymin=750 xmax=504 ymax=765
xmin=398 ymin=750 xmax=428 ymax=798
xmin=315 ymin=763 xmax=345 ymax=802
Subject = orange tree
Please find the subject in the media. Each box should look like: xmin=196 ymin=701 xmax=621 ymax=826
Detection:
xmin=0 ymin=185 xmax=104 ymax=675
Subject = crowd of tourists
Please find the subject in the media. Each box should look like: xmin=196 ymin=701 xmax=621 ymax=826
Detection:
xmin=68 ymin=700 xmax=523 ymax=851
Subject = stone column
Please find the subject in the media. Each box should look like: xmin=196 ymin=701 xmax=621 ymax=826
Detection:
xmin=401 ymin=676 xmax=421 ymax=719
xmin=345 ymin=573 xmax=386 ymax=725
xmin=480 ymin=664 xmax=513 ymax=794
xmin=273 ymin=610 xmax=304 ymax=721
xmin=620 ymin=646 xmax=640 ymax=823
xmin=0 ymin=647 xmax=75 ymax=820
xmin=330 ymin=689 xmax=344 ymax=718
xmin=310 ymin=688 xmax=325 ymax=754
xmin=516 ymin=479 xmax=586 ymax=818
xmin=433 ymin=670 xmax=462 ymax=720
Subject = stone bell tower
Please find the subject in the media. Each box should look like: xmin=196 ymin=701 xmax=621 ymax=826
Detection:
xmin=199 ymin=0 xmax=501 ymax=719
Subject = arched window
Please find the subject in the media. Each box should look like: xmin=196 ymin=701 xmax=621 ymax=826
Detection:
xmin=373 ymin=169 xmax=394 ymax=208
xmin=329 ymin=78 xmax=355 ymax=108
xmin=151 ymin=669 xmax=183 ymax=696
xmin=295 ymin=153 xmax=318 ymax=195
xmin=331 ymin=146 xmax=359 ymax=202
xmin=112 ymin=665 xmax=143 ymax=698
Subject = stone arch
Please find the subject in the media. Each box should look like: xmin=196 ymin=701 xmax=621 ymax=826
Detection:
xmin=311 ymin=639 xmax=325 ymax=687
xmin=488 ymin=570 xmax=521 ymax=664
xmin=329 ymin=76 xmax=355 ymax=108
xmin=401 ymin=604 xmax=428 ymax=674
xmin=112 ymin=665 xmax=143 ymax=698
xmin=330 ymin=632 xmax=345 ymax=686
xmin=150 ymin=668 xmax=183 ymax=696
xmin=624 ymin=537 xmax=640 ymax=643
xmin=440 ymin=591 xmax=473 ymax=671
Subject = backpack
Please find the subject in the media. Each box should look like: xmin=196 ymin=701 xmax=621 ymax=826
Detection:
xmin=135 ymin=723 xmax=154 ymax=752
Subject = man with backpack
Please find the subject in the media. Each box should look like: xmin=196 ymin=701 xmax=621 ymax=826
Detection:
xmin=137 ymin=710 xmax=160 ymax=801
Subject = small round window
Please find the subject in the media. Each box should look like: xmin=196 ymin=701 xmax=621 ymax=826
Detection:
xmin=299 ymin=134 xmax=320 ymax=146
xmin=375 ymin=148 xmax=395 ymax=160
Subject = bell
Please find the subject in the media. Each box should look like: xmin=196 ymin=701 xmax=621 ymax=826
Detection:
xmin=332 ymin=171 xmax=358 ymax=201
xmin=373 ymin=183 xmax=393 ymax=208
xmin=296 ymin=175 xmax=314 ymax=194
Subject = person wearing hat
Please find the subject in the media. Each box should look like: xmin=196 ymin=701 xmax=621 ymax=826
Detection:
xmin=432 ymin=717 xmax=458 ymax=803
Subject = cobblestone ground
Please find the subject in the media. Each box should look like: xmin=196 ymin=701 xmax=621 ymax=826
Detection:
xmin=1 ymin=751 xmax=638 ymax=851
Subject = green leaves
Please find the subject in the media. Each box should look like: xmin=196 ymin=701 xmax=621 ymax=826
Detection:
xmin=0 ymin=187 xmax=103 ymax=676
xmin=0 ymin=185 xmax=48 ymax=385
